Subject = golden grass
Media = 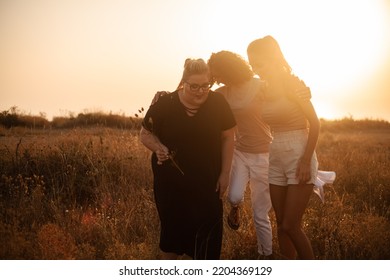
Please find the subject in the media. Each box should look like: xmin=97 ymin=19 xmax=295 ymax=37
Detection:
xmin=0 ymin=122 xmax=389 ymax=259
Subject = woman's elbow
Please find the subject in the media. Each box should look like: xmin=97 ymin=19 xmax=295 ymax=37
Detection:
xmin=139 ymin=127 xmax=148 ymax=144
xmin=309 ymin=118 xmax=320 ymax=134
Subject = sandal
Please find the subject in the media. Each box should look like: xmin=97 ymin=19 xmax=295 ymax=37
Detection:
xmin=227 ymin=206 xmax=240 ymax=230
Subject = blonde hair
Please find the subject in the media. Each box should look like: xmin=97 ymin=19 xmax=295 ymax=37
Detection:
xmin=177 ymin=58 xmax=210 ymax=89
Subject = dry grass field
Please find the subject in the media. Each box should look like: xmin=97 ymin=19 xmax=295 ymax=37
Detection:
xmin=0 ymin=119 xmax=389 ymax=260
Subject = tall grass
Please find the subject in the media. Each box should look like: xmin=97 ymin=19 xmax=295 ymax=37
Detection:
xmin=0 ymin=120 xmax=389 ymax=259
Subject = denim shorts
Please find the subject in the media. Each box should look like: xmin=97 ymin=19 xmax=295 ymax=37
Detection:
xmin=269 ymin=129 xmax=318 ymax=186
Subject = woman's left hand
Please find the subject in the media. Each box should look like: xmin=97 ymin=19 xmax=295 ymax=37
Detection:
xmin=296 ymin=159 xmax=312 ymax=184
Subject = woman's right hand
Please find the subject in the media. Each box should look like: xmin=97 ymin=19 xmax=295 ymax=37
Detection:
xmin=155 ymin=145 xmax=170 ymax=165
xmin=288 ymin=75 xmax=311 ymax=102
xmin=294 ymin=87 xmax=311 ymax=101
xmin=151 ymin=91 xmax=170 ymax=105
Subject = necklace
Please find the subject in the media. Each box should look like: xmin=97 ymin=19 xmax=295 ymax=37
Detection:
xmin=181 ymin=103 xmax=199 ymax=116
xmin=178 ymin=89 xmax=200 ymax=116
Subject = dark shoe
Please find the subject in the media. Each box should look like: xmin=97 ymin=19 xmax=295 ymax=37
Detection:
xmin=227 ymin=206 xmax=240 ymax=230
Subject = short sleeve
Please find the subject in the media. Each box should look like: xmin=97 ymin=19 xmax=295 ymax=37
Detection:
xmin=142 ymin=102 xmax=160 ymax=133
xmin=141 ymin=93 xmax=173 ymax=136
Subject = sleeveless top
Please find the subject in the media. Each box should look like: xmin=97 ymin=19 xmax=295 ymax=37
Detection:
xmin=260 ymin=76 xmax=309 ymax=132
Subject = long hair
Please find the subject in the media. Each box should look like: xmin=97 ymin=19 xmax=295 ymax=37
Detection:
xmin=177 ymin=58 xmax=210 ymax=90
xmin=247 ymin=35 xmax=307 ymax=92
xmin=208 ymin=51 xmax=253 ymax=86
xmin=247 ymin=35 xmax=292 ymax=74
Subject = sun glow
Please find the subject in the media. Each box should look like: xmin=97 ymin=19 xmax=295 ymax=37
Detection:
xmin=1 ymin=0 xmax=389 ymax=121
xmin=206 ymin=0 xmax=390 ymax=120
xmin=279 ymin=1 xmax=388 ymax=93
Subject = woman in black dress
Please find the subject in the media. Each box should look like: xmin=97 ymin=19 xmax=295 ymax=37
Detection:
xmin=140 ymin=58 xmax=236 ymax=259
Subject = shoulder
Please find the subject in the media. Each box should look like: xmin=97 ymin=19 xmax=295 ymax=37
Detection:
xmin=285 ymin=74 xmax=307 ymax=91
xmin=252 ymin=77 xmax=262 ymax=86
xmin=209 ymin=90 xmax=228 ymax=103
xmin=152 ymin=90 xmax=178 ymax=108
xmin=251 ymin=78 xmax=267 ymax=100
xmin=214 ymin=85 xmax=228 ymax=95
xmin=284 ymin=75 xmax=312 ymax=102
xmin=204 ymin=91 xmax=232 ymax=112
xmin=208 ymin=92 xmax=234 ymax=117
xmin=206 ymin=91 xmax=236 ymax=128
xmin=146 ymin=91 xmax=178 ymax=120
xmin=159 ymin=90 xmax=178 ymax=102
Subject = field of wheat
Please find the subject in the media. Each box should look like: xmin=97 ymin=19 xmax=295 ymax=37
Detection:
xmin=0 ymin=119 xmax=389 ymax=260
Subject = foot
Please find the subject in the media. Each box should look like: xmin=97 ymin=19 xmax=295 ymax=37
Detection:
xmin=227 ymin=205 xmax=240 ymax=230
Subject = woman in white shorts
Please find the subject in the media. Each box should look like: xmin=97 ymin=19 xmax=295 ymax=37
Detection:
xmin=247 ymin=35 xmax=321 ymax=260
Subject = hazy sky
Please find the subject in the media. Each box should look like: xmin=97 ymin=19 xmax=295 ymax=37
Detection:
xmin=1 ymin=0 xmax=390 ymax=121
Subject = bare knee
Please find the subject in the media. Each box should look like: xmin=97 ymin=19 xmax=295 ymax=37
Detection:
xmin=279 ymin=221 xmax=301 ymax=236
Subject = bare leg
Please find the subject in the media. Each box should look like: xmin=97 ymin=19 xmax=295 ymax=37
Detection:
xmin=281 ymin=184 xmax=314 ymax=259
xmin=270 ymin=184 xmax=296 ymax=259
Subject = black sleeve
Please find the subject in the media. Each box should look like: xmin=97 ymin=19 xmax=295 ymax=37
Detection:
xmin=142 ymin=102 xmax=160 ymax=133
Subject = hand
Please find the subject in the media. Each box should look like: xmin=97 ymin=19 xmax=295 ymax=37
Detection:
xmin=216 ymin=172 xmax=230 ymax=199
xmin=155 ymin=145 xmax=170 ymax=165
xmin=151 ymin=91 xmax=170 ymax=105
xmin=294 ymin=87 xmax=311 ymax=101
xmin=296 ymin=159 xmax=312 ymax=184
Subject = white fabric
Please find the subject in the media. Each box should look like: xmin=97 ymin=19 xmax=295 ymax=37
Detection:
xmin=313 ymin=171 xmax=336 ymax=203
xmin=228 ymin=149 xmax=273 ymax=256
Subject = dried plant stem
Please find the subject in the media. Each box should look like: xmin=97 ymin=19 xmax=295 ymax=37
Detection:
xmin=168 ymin=154 xmax=184 ymax=175
xmin=153 ymin=133 xmax=184 ymax=176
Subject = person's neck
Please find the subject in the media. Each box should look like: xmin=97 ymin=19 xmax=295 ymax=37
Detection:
xmin=178 ymin=90 xmax=199 ymax=108
xmin=178 ymin=90 xmax=200 ymax=116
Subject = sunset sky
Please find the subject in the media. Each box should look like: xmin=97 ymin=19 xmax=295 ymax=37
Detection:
xmin=1 ymin=0 xmax=390 ymax=121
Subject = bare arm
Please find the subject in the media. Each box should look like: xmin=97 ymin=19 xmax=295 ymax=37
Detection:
xmin=295 ymin=98 xmax=320 ymax=183
xmin=139 ymin=127 xmax=169 ymax=165
xmin=294 ymin=87 xmax=311 ymax=101
xmin=216 ymin=126 xmax=236 ymax=198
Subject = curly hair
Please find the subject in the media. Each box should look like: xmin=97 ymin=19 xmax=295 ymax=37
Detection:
xmin=208 ymin=51 xmax=253 ymax=86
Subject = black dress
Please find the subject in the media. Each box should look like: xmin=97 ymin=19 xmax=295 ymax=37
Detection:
xmin=142 ymin=91 xmax=236 ymax=259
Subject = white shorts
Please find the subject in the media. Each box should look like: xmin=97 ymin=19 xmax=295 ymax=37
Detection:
xmin=269 ymin=129 xmax=318 ymax=186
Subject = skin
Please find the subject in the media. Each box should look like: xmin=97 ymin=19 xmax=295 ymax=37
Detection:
xmin=140 ymin=73 xmax=235 ymax=260
xmin=151 ymin=54 xmax=313 ymax=259
xmin=248 ymin=51 xmax=320 ymax=260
